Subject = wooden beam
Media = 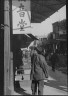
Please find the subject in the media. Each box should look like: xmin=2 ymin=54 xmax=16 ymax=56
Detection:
xmin=4 ymin=0 xmax=11 ymax=95
xmin=0 ymin=0 xmax=4 ymax=95
xmin=9 ymin=0 xmax=14 ymax=93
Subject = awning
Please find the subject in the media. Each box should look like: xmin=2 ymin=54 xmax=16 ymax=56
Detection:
xmin=28 ymin=34 xmax=38 ymax=40
xmin=31 ymin=0 xmax=66 ymax=23
xmin=12 ymin=34 xmax=38 ymax=49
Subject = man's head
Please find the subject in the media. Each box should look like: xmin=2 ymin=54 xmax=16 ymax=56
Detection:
xmin=34 ymin=46 xmax=43 ymax=54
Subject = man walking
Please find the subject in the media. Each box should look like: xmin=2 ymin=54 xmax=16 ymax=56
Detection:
xmin=30 ymin=46 xmax=49 ymax=95
xmin=50 ymin=50 xmax=58 ymax=72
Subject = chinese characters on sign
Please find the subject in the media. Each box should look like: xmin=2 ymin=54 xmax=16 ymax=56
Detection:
xmin=17 ymin=3 xmax=27 ymax=31
xmin=17 ymin=19 xmax=27 ymax=31
xmin=12 ymin=0 xmax=31 ymax=34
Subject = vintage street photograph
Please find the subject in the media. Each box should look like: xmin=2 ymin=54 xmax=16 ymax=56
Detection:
xmin=0 ymin=0 xmax=67 ymax=95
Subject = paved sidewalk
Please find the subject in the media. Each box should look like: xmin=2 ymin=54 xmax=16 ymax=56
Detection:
xmin=13 ymin=64 xmax=68 ymax=95
xmin=12 ymin=57 xmax=68 ymax=95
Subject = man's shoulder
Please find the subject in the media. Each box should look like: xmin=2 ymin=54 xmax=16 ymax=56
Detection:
xmin=38 ymin=54 xmax=45 ymax=61
xmin=39 ymin=54 xmax=45 ymax=58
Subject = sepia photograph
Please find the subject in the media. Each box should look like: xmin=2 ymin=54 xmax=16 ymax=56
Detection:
xmin=0 ymin=0 xmax=67 ymax=95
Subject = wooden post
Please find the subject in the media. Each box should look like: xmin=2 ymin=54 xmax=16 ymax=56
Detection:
xmin=9 ymin=0 xmax=14 ymax=94
xmin=4 ymin=0 xmax=11 ymax=95
xmin=4 ymin=0 xmax=14 ymax=95
xmin=0 ymin=0 xmax=4 ymax=95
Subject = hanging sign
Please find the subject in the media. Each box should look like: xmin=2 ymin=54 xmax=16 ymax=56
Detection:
xmin=12 ymin=0 xmax=31 ymax=34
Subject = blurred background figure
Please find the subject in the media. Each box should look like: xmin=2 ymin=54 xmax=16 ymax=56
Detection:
xmin=50 ymin=50 xmax=58 ymax=72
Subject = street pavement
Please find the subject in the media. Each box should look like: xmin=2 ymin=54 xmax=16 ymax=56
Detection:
xmin=13 ymin=57 xmax=68 ymax=95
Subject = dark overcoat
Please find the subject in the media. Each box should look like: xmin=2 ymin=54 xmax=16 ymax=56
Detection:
xmin=30 ymin=53 xmax=48 ymax=80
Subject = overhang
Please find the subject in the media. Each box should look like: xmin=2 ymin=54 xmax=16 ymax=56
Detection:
xmin=31 ymin=0 xmax=66 ymax=23
xmin=12 ymin=34 xmax=38 ymax=49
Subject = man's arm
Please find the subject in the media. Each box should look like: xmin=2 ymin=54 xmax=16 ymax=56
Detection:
xmin=40 ymin=56 xmax=49 ymax=78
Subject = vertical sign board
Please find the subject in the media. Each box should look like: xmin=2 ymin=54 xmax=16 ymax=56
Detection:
xmin=12 ymin=0 xmax=31 ymax=34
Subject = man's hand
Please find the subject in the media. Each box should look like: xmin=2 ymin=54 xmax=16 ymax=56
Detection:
xmin=44 ymin=79 xmax=48 ymax=82
xmin=44 ymin=77 xmax=49 ymax=82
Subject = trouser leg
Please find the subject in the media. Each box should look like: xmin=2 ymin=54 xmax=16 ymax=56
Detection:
xmin=52 ymin=63 xmax=55 ymax=71
xmin=31 ymin=80 xmax=37 ymax=95
xmin=38 ymin=80 xmax=44 ymax=95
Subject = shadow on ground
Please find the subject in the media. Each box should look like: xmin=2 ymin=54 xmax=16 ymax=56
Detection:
xmin=14 ymin=87 xmax=31 ymax=95
xmin=14 ymin=81 xmax=31 ymax=95
xmin=44 ymin=68 xmax=68 ymax=92
xmin=44 ymin=80 xmax=68 ymax=92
